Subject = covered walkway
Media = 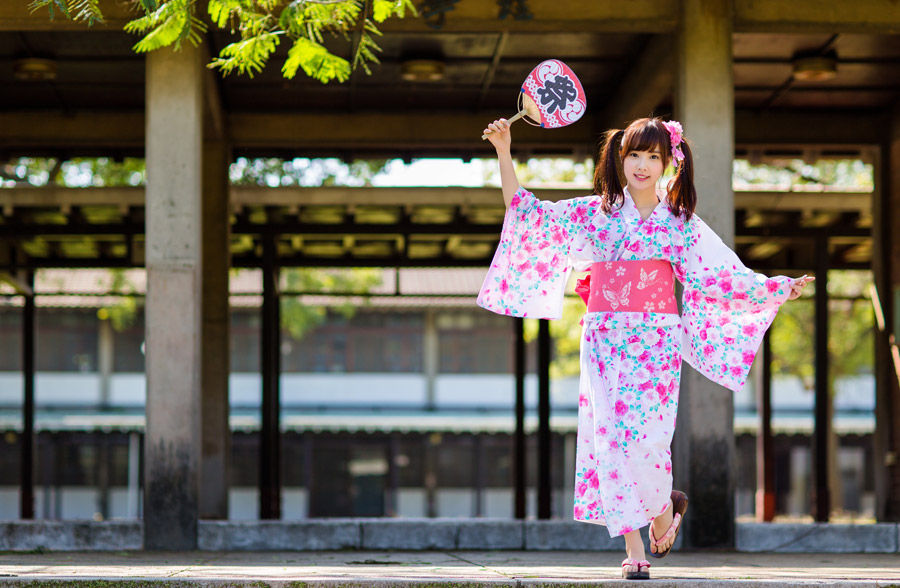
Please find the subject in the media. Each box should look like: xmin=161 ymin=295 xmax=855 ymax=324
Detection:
xmin=1 ymin=0 xmax=899 ymax=552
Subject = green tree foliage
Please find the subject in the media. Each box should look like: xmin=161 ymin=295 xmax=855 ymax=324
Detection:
xmin=2 ymin=156 xmax=388 ymax=188
xmin=96 ymin=269 xmax=142 ymax=331
xmin=229 ymin=156 xmax=389 ymax=187
xmin=280 ymin=267 xmax=383 ymax=341
xmin=522 ymin=295 xmax=585 ymax=379
xmin=481 ymin=157 xmax=594 ymax=188
xmin=770 ymin=271 xmax=875 ymax=389
xmin=29 ymin=0 xmax=416 ymax=83
xmin=0 ymin=157 xmax=145 ymax=187
xmin=733 ymin=159 xmax=873 ymax=190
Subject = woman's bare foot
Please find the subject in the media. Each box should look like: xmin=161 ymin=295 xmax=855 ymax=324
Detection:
xmin=649 ymin=498 xmax=675 ymax=554
xmin=623 ymin=529 xmax=648 ymax=578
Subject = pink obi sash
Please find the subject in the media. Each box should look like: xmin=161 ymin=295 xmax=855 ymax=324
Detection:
xmin=575 ymin=260 xmax=677 ymax=314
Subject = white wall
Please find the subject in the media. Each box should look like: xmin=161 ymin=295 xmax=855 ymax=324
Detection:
xmin=0 ymin=371 xmax=875 ymax=412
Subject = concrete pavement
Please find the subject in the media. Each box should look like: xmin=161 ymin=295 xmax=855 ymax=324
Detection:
xmin=0 ymin=550 xmax=898 ymax=587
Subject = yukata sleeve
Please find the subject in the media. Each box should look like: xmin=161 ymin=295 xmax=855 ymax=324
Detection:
xmin=673 ymin=214 xmax=793 ymax=392
xmin=477 ymin=186 xmax=603 ymax=319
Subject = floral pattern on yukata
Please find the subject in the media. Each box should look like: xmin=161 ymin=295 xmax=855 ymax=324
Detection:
xmin=477 ymin=186 xmax=792 ymax=537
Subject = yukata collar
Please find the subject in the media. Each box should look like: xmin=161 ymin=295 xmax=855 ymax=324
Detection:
xmin=623 ymin=186 xmax=663 ymax=216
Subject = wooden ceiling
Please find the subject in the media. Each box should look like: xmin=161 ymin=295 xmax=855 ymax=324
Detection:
xmin=1 ymin=29 xmax=899 ymax=116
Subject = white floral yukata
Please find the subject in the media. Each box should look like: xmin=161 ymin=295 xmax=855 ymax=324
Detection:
xmin=477 ymin=186 xmax=792 ymax=537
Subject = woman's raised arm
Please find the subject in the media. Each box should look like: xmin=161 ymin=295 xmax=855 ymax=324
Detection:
xmin=483 ymin=118 xmax=520 ymax=208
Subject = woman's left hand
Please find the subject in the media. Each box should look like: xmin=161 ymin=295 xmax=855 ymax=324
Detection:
xmin=788 ymin=275 xmax=815 ymax=300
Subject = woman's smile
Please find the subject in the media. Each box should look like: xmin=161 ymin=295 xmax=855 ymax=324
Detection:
xmin=623 ymin=148 xmax=664 ymax=194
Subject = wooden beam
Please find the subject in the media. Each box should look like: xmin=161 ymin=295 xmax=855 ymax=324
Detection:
xmin=735 ymin=110 xmax=886 ymax=146
xmin=1 ymin=0 xmax=676 ymax=33
xmin=0 ymin=185 xmax=872 ymax=213
xmin=0 ymin=110 xmax=886 ymax=154
xmin=0 ymin=112 xmax=144 ymax=155
xmin=0 ymin=0 xmax=133 ymax=31
xmin=227 ymin=112 xmax=596 ymax=155
xmin=15 ymin=0 xmax=900 ymax=37
xmin=600 ymin=34 xmax=675 ymax=129
xmin=734 ymin=0 xmax=900 ymax=34
xmin=0 ymin=187 xmax=144 ymax=211
xmin=339 ymin=0 xmax=677 ymax=34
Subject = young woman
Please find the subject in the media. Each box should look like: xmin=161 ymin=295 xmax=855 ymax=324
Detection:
xmin=479 ymin=117 xmax=812 ymax=580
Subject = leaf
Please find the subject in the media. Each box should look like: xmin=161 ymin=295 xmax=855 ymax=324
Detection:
xmin=372 ymin=0 xmax=394 ymax=22
xmin=211 ymin=31 xmax=281 ymax=77
xmin=208 ymin=0 xmax=243 ymax=28
xmin=126 ymin=0 xmax=207 ymax=52
xmin=33 ymin=0 xmax=416 ymax=81
xmin=28 ymin=0 xmax=68 ymax=21
xmin=372 ymin=0 xmax=418 ymax=22
xmin=282 ymin=36 xmax=350 ymax=83
xmin=70 ymin=0 xmax=105 ymax=25
xmin=278 ymin=1 xmax=306 ymax=35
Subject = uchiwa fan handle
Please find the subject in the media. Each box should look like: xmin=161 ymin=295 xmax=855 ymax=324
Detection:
xmin=481 ymin=109 xmax=528 ymax=141
xmin=481 ymin=93 xmax=541 ymax=141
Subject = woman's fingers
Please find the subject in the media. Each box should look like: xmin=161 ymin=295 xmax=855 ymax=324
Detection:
xmin=788 ymin=275 xmax=815 ymax=299
xmin=484 ymin=119 xmax=510 ymax=134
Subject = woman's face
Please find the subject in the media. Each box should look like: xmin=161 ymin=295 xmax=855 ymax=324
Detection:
xmin=622 ymin=148 xmax=665 ymax=193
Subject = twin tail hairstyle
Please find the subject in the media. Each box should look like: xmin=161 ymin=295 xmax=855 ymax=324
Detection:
xmin=593 ymin=117 xmax=697 ymax=221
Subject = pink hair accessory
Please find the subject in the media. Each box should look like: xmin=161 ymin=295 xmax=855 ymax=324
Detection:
xmin=662 ymin=120 xmax=685 ymax=167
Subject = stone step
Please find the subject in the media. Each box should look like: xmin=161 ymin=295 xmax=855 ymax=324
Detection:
xmin=0 ymin=551 xmax=897 ymax=587
xmin=0 ymin=520 xmax=898 ymax=553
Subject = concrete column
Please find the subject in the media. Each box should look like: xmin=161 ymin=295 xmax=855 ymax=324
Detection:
xmin=144 ymin=45 xmax=204 ymax=550
xmin=199 ymin=140 xmax=231 ymax=520
xmin=673 ymin=0 xmax=735 ymax=548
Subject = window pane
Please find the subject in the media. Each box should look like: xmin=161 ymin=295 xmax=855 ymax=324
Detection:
xmin=36 ymin=309 xmax=99 ymax=372
xmin=0 ymin=308 xmax=22 ymax=371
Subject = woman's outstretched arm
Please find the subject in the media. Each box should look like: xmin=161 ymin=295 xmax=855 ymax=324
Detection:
xmin=483 ymin=118 xmax=519 ymax=208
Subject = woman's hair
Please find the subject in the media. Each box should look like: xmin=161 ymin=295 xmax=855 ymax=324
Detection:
xmin=593 ymin=117 xmax=697 ymax=220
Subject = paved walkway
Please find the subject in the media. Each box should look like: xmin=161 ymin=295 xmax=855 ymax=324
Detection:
xmin=1 ymin=550 xmax=899 ymax=587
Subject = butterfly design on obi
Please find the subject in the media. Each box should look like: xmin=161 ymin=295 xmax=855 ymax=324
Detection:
xmin=600 ymin=281 xmax=632 ymax=310
xmin=636 ymin=268 xmax=661 ymax=290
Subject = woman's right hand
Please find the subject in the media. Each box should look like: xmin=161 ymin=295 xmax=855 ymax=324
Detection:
xmin=484 ymin=118 xmax=512 ymax=153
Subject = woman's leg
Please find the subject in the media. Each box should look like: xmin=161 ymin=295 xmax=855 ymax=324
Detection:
xmin=622 ymin=529 xmax=650 ymax=578
xmin=624 ymin=529 xmax=645 ymax=561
